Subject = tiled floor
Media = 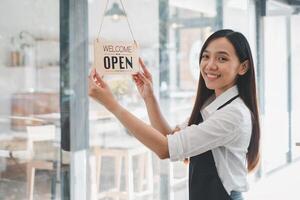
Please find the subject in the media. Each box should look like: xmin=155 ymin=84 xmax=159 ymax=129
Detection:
xmin=244 ymin=159 xmax=300 ymax=200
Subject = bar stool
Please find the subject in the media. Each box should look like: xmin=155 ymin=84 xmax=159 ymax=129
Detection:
xmin=94 ymin=145 xmax=153 ymax=200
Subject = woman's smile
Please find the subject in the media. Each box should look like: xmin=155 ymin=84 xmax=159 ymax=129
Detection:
xmin=204 ymin=72 xmax=221 ymax=81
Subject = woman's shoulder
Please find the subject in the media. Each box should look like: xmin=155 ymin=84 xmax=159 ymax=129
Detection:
xmin=220 ymin=97 xmax=252 ymax=124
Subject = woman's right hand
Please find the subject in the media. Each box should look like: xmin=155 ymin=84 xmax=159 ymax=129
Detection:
xmin=132 ymin=58 xmax=154 ymax=100
xmin=171 ymin=126 xmax=181 ymax=134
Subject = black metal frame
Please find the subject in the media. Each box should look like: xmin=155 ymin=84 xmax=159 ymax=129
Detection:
xmin=59 ymin=0 xmax=89 ymax=199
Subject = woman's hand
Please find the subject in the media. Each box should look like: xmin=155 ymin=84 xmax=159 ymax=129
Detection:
xmin=171 ymin=126 xmax=181 ymax=134
xmin=132 ymin=58 xmax=154 ymax=100
xmin=88 ymin=69 xmax=119 ymax=112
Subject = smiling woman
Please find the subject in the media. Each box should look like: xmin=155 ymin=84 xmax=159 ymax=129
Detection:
xmin=200 ymin=37 xmax=249 ymax=97
xmin=89 ymin=29 xmax=260 ymax=200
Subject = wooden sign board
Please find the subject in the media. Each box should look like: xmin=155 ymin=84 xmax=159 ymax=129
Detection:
xmin=93 ymin=38 xmax=140 ymax=75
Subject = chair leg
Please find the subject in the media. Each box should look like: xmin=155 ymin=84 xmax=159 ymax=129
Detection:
xmin=51 ymin=163 xmax=57 ymax=200
xmin=95 ymin=151 xmax=102 ymax=194
xmin=146 ymin=151 xmax=153 ymax=194
xmin=114 ymin=155 xmax=122 ymax=200
xmin=27 ymin=162 xmax=35 ymax=200
xmin=137 ymin=154 xmax=145 ymax=192
xmin=125 ymin=154 xmax=134 ymax=200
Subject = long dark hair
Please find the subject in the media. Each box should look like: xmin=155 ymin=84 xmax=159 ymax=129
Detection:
xmin=188 ymin=29 xmax=260 ymax=172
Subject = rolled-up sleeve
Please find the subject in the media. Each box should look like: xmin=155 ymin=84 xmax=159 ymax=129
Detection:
xmin=167 ymin=106 xmax=244 ymax=161
xmin=167 ymin=133 xmax=184 ymax=161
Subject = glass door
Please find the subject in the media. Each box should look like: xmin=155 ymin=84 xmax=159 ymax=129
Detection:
xmin=0 ymin=0 xmax=61 ymax=199
xmin=87 ymin=0 xmax=214 ymax=199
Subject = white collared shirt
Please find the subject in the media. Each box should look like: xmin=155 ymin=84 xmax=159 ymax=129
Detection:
xmin=167 ymin=85 xmax=252 ymax=194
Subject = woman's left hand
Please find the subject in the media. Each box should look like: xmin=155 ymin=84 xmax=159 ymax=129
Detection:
xmin=88 ymin=69 xmax=119 ymax=112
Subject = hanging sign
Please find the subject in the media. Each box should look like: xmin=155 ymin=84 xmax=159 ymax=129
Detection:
xmin=93 ymin=0 xmax=139 ymax=75
xmin=93 ymin=38 xmax=140 ymax=75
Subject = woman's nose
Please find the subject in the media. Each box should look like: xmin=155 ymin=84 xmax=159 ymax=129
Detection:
xmin=206 ymin=58 xmax=217 ymax=70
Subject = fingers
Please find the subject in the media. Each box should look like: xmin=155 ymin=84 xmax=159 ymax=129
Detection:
xmin=132 ymin=73 xmax=144 ymax=84
xmin=138 ymin=57 xmax=145 ymax=67
xmin=136 ymin=72 xmax=149 ymax=84
xmin=94 ymin=70 xmax=103 ymax=85
xmin=94 ymin=68 xmax=103 ymax=80
xmin=89 ymin=70 xmax=100 ymax=88
xmin=89 ymin=68 xmax=97 ymax=79
xmin=132 ymin=74 xmax=138 ymax=84
xmin=90 ymin=69 xmax=100 ymax=86
xmin=139 ymin=58 xmax=152 ymax=78
xmin=90 ymin=68 xmax=106 ymax=87
xmin=132 ymin=74 xmax=143 ymax=87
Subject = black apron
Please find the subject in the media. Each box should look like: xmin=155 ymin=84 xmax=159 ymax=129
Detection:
xmin=189 ymin=95 xmax=239 ymax=200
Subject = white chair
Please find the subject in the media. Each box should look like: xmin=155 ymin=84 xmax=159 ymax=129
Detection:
xmin=94 ymin=146 xmax=153 ymax=200
xmin=26 ymin=125 xmax=58 ymax=200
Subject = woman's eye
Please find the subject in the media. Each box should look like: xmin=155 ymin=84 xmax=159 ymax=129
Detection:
xmin=218 ymin=57 xmax=227 ymax=62
xmin=202 ymin=55 xmax=209 ymax=59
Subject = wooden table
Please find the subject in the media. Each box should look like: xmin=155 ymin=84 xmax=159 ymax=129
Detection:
xmin=0 ymin=134 xmax=29 ymax=159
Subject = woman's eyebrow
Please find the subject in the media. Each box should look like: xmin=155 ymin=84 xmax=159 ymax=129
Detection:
xmin=216 ymin=51 xmax=230 ymax=56
xmin=203 ymin=50 xmax=230 ymax=56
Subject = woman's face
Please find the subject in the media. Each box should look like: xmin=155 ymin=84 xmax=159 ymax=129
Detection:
xmin=200 ymin=37 xmax=247 ymax=97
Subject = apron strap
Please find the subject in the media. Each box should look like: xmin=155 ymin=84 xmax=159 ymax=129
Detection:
xmin=217 ymin=95 xmax=239 ymax=110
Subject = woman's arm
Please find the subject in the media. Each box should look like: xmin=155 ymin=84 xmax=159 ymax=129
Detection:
xmin=111 ymin=103 xmax=169 ymax=159
xmin=89 ymin=69 xmax=170 ymax=159
xmin=132 ymin=59 xmax=172 ymax=135
xmin=142 ymin=89 xmax=173 ymax=136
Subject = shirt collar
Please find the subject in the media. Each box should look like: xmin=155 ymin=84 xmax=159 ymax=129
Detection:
xmin=201 ymin=85 xmax=239 ymax=118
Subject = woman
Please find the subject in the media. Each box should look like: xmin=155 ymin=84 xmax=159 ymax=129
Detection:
xmin=89 ymin=29 xmax=260 ymax=200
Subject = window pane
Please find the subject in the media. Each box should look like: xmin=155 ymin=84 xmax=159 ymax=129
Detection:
xmin=291 ymin=15 xmax=300 ymax=159
xmin=0 ymin=0 xmax=61 ymax=199
xmin=88 ymin=0 xmax=160 ymax=199
xmin=87 ymin=0 xmax=253 ymax=199
xmin=262 ymin=16 xmax=289 ymax=172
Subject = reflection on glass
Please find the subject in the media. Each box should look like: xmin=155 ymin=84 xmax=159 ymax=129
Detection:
xmin=0 ymin=1 xmax=60 ymax=199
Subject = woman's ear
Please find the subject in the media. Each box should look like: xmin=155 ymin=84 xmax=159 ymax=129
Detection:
xmin=238 ymin=60 xmax=249 ymax=75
